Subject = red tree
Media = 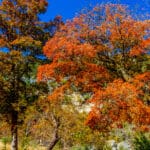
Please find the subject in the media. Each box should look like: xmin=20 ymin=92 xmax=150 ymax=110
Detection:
xmin=37 ymin=4 xmax=150 ymax=132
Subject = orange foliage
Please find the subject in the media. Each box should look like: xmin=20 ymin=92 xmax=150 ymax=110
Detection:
xmin=37 ymin=4 xmax=150 ymax=132
xmin=86 ymin=78 xmax=150 ymax=131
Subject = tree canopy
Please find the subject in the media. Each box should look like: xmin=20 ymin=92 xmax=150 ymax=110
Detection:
xmin=0 ymin=0 xmax=50 ymax=149
xmin=37 ymin=4 xmax=150 ymax=132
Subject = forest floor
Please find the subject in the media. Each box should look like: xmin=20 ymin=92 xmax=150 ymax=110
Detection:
xmin=0 ymin=140 xmax=46 ymax=150
xmin=0 ymin=141 xmax=10 ymax=150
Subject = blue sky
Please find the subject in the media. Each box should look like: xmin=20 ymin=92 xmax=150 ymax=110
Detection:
xmin=40 ymin=0 xmax=150 ymax=22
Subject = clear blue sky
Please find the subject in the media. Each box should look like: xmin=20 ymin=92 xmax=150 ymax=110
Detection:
xmin=40 ymin=0 xmax=150 ymax=22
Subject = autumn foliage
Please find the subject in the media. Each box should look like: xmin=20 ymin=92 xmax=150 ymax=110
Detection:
xmin=86 ymin=75 xmax=150 ymax=131
xmin=37 ymin=4 xmax=150 ymax=132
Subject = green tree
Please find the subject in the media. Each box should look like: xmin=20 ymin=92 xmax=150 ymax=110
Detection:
xmin=133 ymin=133 xmax=150 ymax=150
xmin=0 ymin=51 xmax=48 ymax=150
xmin=0 ymin=0 xmax=51 ymax=149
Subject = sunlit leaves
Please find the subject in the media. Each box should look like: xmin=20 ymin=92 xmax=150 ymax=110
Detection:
xmin=11 ymin=36 xmax=42 ymax=49
xmin=0 ymin=0 xmax=48 ymax=53
xmin=86 ymin=78 xmax=150 ymax=131
xmin=37 ymin=4 xmax=150 ymax=132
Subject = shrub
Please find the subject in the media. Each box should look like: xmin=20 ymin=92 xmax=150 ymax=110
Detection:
xmin=133 ymin=133 xmax=150 ymax=150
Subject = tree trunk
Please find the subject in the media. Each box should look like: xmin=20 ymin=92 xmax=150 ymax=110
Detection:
xmin=47 ymin=129 xmax=59 ymax=150
xmin=118 ymin=66 xmax=131 ymax=82
xmin=11 ymin=111 xmax=18 ymax=150
xmin=47 ymin=113 xmax=60 ymax=150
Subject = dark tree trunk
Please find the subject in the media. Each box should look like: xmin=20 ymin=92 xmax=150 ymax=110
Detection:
xmin=47 ymin=113 xmax=60 ymax=150
xmin=47 ymin=129 xmax=59 ymax=150
xmin=11 ymin=111 xmax=18 ymax=150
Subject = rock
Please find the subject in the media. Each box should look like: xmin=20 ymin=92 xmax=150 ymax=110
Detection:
xmin=117 ymin=141 xmax=131 ymax=150
xmin=107 ymin=140 xmax=117 ymax=150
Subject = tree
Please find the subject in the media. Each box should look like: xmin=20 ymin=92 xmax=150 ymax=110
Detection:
xmin=24 ymin=95 xmax=106 ymax=150
xmin=0 ymin=0 xmax=51 ymax=149
xmin=37 ymin=4 xmax=150 ymax=133
xmin=0 ymin=51 xmax=48 ymax=150
xmin=0 ymin=0 xmax=48 ymax=52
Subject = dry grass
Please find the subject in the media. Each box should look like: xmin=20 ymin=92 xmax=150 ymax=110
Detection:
xmin=0 ymin=141 xmax=46 ymax=150
xmin=0 ymin=141 xmax=10 ymax=150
